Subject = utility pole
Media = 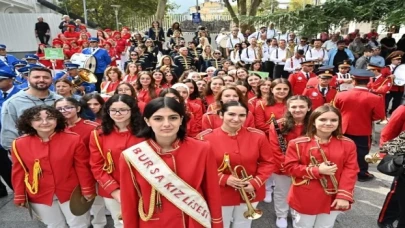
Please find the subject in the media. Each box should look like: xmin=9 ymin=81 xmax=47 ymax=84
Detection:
xmin=82 ymin=0 xmax=88 ymax=25
xmin=111 ymin=5 xmax=121 ymax=30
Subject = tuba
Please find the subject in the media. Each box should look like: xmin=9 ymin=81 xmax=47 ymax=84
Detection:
xmin=72 ymin=68 xmax=97 ymax=94
xmin=309 ymin=140 xmax=339 ymax=195
xmin=218 ymin=154 xmax=263 ymax=220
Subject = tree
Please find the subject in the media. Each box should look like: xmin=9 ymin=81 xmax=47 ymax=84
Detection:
xmin=223 ymin=0 xmax=264 ymax=33
xmin=63 ymin=0 xmax=159 ymax=29
xmin=155 ymin=0 xmax=168 ymax=24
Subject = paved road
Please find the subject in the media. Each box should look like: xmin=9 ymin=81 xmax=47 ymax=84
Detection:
xmin=0 ymin=124 xmax=394 ymax=228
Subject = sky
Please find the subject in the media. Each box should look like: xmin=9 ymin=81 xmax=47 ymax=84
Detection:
xmin=171 ymin=0 xmax=199 ymax=14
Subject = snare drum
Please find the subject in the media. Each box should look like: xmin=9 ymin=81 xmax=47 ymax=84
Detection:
xmin=70 ymin=53 xmax=97 ymax=73
xmin=393 ymin=64 xmax=405 ymax=86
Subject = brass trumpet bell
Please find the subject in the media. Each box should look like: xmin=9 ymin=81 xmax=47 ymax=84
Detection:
xmin=244 ymin=210 xmax=263 ymax=220
xmin=365 ymin=153 xmax=382 ymax=164
xmin=72 ymin=68 xmax=98 ymax=87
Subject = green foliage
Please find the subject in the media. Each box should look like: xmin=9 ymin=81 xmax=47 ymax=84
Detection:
xmin=62 ymin=0 xmax=159 ymax=29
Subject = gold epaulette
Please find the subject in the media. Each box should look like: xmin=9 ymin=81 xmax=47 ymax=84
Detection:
xmin=15 ymin=134 xmax=29 ymax=140
xmin=338 ymin=135 xmax=354 ymax=143
xmin=205 ymin=111 xmax=217 ymax=115
xmin=83 ymin=120 xmax=99 ymax=127
xmin=292 ymin=136 xmax=311 ymax=144
xmin=246 ymin=127 xmax=265 ymax=135
xmin=247 ymin=97 xmax=257 ymax=104
xmin=196 ymin=129 xmax=213 ymax=140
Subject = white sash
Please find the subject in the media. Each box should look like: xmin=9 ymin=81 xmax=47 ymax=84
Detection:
xmin=122 ymin=141 xmax=212 ymax=228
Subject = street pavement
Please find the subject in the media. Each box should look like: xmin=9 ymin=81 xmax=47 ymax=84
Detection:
xmin=0 ymin=124 xmax=394 ymax=228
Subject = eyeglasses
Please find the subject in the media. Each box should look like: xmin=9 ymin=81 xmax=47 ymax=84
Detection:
xmin=32 ymin=116 xmax=57 ymax=123
xmin=214 ymin=53 xmax=221 ymax=55
xmin=108 ymin=109 xmax=131 ymax=115
xmin=56 ymin=106 xmax=76 ymax=112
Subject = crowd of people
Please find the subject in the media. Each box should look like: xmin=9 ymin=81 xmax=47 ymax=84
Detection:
xmin=0 ymin=17 xmax=404 ymax=228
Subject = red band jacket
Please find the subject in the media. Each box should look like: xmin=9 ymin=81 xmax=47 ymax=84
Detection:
xmin=89 ymin=128 xmax=143 ymax=198
xmin=119 ymin=138 xmax=223 ymax=228
xmin=67 ymin=118 xmax=99 ymax=146
xmin=288 ymin=71 xmax=317 ymax=95
xmin=382 ymin=66 xmax=404 ymax=92
xmin=302 ymin=85 xmax=337 ymax=110
xmin=198 ymin=127 xmax=276 ymax=206
xmin=12 ymin=131 xmax=95 ymax=206
xmin=380 ymin=105 xmax=405 ymax=146
xmin=284 ymin=136 xmax=359 ymax=215
xmin=186 ymin=102 xmax=203 ymax=137
xmin=254 ymin=101 xmax=286 ymax=134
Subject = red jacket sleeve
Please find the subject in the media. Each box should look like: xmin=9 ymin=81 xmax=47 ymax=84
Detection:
xmin=11 ymin=141 xmax=27 ymax=205
xmin=380 ymin=106 xmax=405 ymax=146
xmin=249 ymin=133 xmax=276 ymax=190
xmin=89 ymin=131 xmax=120 ymax=195
xmin=201 ymin=143 xmax=224 ymax=227
xmin=245 ymin=112 xmax=256 ymax=128
xmin=254 ymin=101 xmax=269 ymax=133
xmin=74 ymin=140 xmax=96 ymax=196
xmin=268 ymin=124 xmax=285 ymax=173
xmin=188 ymin=104 xmax=203 ymax=137
xmin=202 ymin=114 xmax=212 ymax=130
xmin=119 ymin=155 xmax=140 ymax=227
xmin=374 ymin=78 xmax=393 ymax=95
xmin=372 ymin=96 xmax=386 ymax=121
xmin=335 ymin=140 xmax=358 ymax=203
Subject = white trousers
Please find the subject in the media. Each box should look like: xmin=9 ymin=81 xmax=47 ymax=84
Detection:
xmin=265 ymin=175 xmax=275 ymax=192
xmin=222 ymin=202 xmax=259 ymax=228
xmin=103 ymin=197 xmax=122 ymax=228
xmin=293 ymin=210 xmax=342 ymax=228
xmin=30 ymin=197 xmax=89 ymax=228
xmin=90 ymin=196 xmax=107 ymax=228
xmin=273 ymin=174 xmax=292 ymax=217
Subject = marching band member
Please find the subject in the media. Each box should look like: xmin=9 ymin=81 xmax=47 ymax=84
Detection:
xmin=198 ymin=101 xmax=275 ymax=228
xmin=241 ymin=38 xmax=260 ymax=69
xmin=89 ymin=94 xmax=143 ymax=228
xmin=230 ymin=43 xmax=242 ymax=65
xmin=334 ymin=69 xmax=385 ymax=182
xmin=183 ymin=78 xmax=206 ymax=113
xmin=188 ymin=41 xmax=202 ymax=71
xmin=148 ymin=21 xmax=165 ymax=51
xmin=12 ymin=105 xmax=96 ymax=227
xmin=284 ymin=105 xmax=359 ymax=228
xmin=145 ymin=38 xmax=159 ymax=68
xmin=55 ymin=78 xmax=82 ymax=101
xmin=254 ymin=78 xmax=292 ymax=134
xmin=294 ymin=37 xmax=310 ymax=53
xmin=81 ymin=93 xmax=105 ymax=124
xmin=248 ymin=80 xmax=271 ymax=114
xmin=367 ymin=63 xmax=393 ymax=124
xmin=104 ymin=41 xmax=117 ymax=67
xmin=269 ymin=95 xmax=312 ymax=228
xmin=169 ymin=30 xmax=184 ymax=50
xmin=82 ymin=37 xmax=112 ymax=92
xmin=267 ymin=23 xmax=277 ymax=39
xmin=336 ymin=60 xmax=353 ymax=91
xmin=284 ymin=50 xmax=305 ymax=74
xmin=207 ymin=50 xmax=224 ymax=70
xmin=156 ymin=55 xmax=181 ymax=77
xmin=54 ymin=97 xmax=107 ymax=228
xmin=135 ymin=71 xmax=161 ymax=104
xmin=248 ymin=26 xmax=267 ymax=41
xmin=166 ymin=21 xmax=182 ymax=37
xmin=122 ymin=62 xmax=138 ymax=86
xmin=53 ymin=63 xmax=96 ymax=94
xmin=100 ymin=66 xmax=122 ymax=97
xmin=288 ymin=61 xmax=317 ymax=95
xmin=307 ymin=65 xmax=338 ymax=88
xmin=152 ymin=70 xmax=166 ymax=88
xmin=204 ymin=76 xmax=224 ymax=105
xmin=174 ymin=47 xmax=194 ymax=76
xmin=159 ymin=86 xmax=202 ymax=137
xmin=270 ymin=39 xmax=292 ymax=79
xmin=305 ymin=39 xmax=328 ymax=71
xmin=124 ymin=51 xmax=144 ymax=71
xmin=245 ymin=73 xmax=261 ymax=99
xmin=162 ymin=71 xmax=178 ymax=88
xmin=226 ymin=27 xmax=243 ymax=57
xmin=382 ymin=52 xmax=404 ymax=115
xmin=119 ymin=97 xmax=223 ymax=227
xmin=302 ymin=70 xmax=338 ymax=110
xmin=114 ymin=82 xmax=146 ymax=113
xmin=202 ymin=85 xmax=255 ymax=130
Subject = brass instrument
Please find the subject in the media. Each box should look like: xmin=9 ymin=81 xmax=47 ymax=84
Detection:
xmin=72 ymin=68 xmax=97 ymax=95
xmin=256 ymin=40 xmax=263 ymax=61
xmin=309 ymin=140 xmax=339 ymax=195
xmin=365 ymin=152 xmax=383 ymax=164
xmin=218 ymin=154 xmax=263 ymax=220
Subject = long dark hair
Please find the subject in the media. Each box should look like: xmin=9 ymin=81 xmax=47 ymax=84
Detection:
xmin=281 ymin=95 xmax=312 ymax=135
xmin=137 ymin=97 xmax=188 ymax=141
xmin=54 ymin=97 xmax=95 ymax=121
xmin=17 ymin=105 xmax=66 ymax=136
xmin=182 ymin=79 xmax=200 ymax=100
xmin=81 ymin=93 xmax=105 ymax=119
xmin=266 ymin=78 xmax=293 ymax=106
xmin=101 ymin=94 xmax=142 ymax=136
xmin=135 ymin=71 xmax=158 ymax=99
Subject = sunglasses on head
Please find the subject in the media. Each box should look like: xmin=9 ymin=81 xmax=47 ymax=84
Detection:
xmin=214 ymin=53 xmax=221 ymax=55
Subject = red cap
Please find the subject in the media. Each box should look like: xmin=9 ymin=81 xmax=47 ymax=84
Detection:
xmin=53 ymin=39 xmax=64 ymax=46
xmin=104 ymin=28 xmax=111 ymax=32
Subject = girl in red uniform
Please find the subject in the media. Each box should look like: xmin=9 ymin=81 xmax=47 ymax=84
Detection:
xmin=268 ymin=95 xmax=312 ymax=228
xmin=254 ymin=78 xmax=292 ymax=134
xmin=204 ymin=76 xmax=224 ymax=105
xmin=89 ymin=94 xmax=143 ymax=228
xmin=152 ymin=70 xmax=166 ymax=88
xmin=12 ymin=105 xmax=95 ymax=227
xmin=122 ymin=62 xmax=138 ymax=86
xmin=183 ymin=79 xmax=205 ymax=113
xmin=119 ymin=97 xmax=223 ymax=227
xmin=81 ymin=94 xmax=105 ymax=124
xmin=198 ymin=101 xmax=275 ymax=228
xmin=54 ymin=97 xmax=107 ymax=228
xmin=284 ymin=105 xmax=359 ymax=228
xmin=202 ymin=85 xmax=255 ymax=130
xmin=104 ymin=41 xmax=117 ymax=67
xmin=248 ymin=79 xmax=271 ymax=114
xmin=135 ymin=71 xmax=160 ymax=104
xmin=171 ymin=83 xmax=203 ymax=137
xmin=245 ymin=73 xmax=261 ymax=99
xmin=55 ymin=78 xmax=82 ymax=101
xmin=236 ymin=68 xmax=249 ymax=82
xmin=163 ymin=71 xmax=178 ymax=88
xmin=36 ymin=44 xmax=52 ymax=68
xmin=101 ymin=66 xmax=123 ymax=97
xmin=114 ymin=82 xmax=146 ymax=113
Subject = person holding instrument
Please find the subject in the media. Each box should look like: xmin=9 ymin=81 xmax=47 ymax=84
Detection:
xmin=119 ymin=97 xmax=223 ymax=227
xmin=11 ymin=105 xmax=95 ymax=227
xmin=269 ymin=95 xmax=312 ymax=228
xmin=198 ymin=101 xmax=275 ymax=228
xmin=284 ymin=105 xmax=359 ymax=228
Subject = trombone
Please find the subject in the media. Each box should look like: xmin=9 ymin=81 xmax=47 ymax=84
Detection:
xmin=218 ymin=154 xmax=263 ymax=220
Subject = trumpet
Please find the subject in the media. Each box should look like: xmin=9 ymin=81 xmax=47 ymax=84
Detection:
xmin=365 ymin=152 xmax=383 ymax=164
xmin=309 ymin=140 xmax=339 ymax=195
xmin=218 ymin=154 xmax=263 ymax=220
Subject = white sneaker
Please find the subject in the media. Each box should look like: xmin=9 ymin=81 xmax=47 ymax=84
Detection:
xmin=263 ymin=190 xmax=272 ymax=203
xmin=276 ymin=217 xmax=288 ymax=228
